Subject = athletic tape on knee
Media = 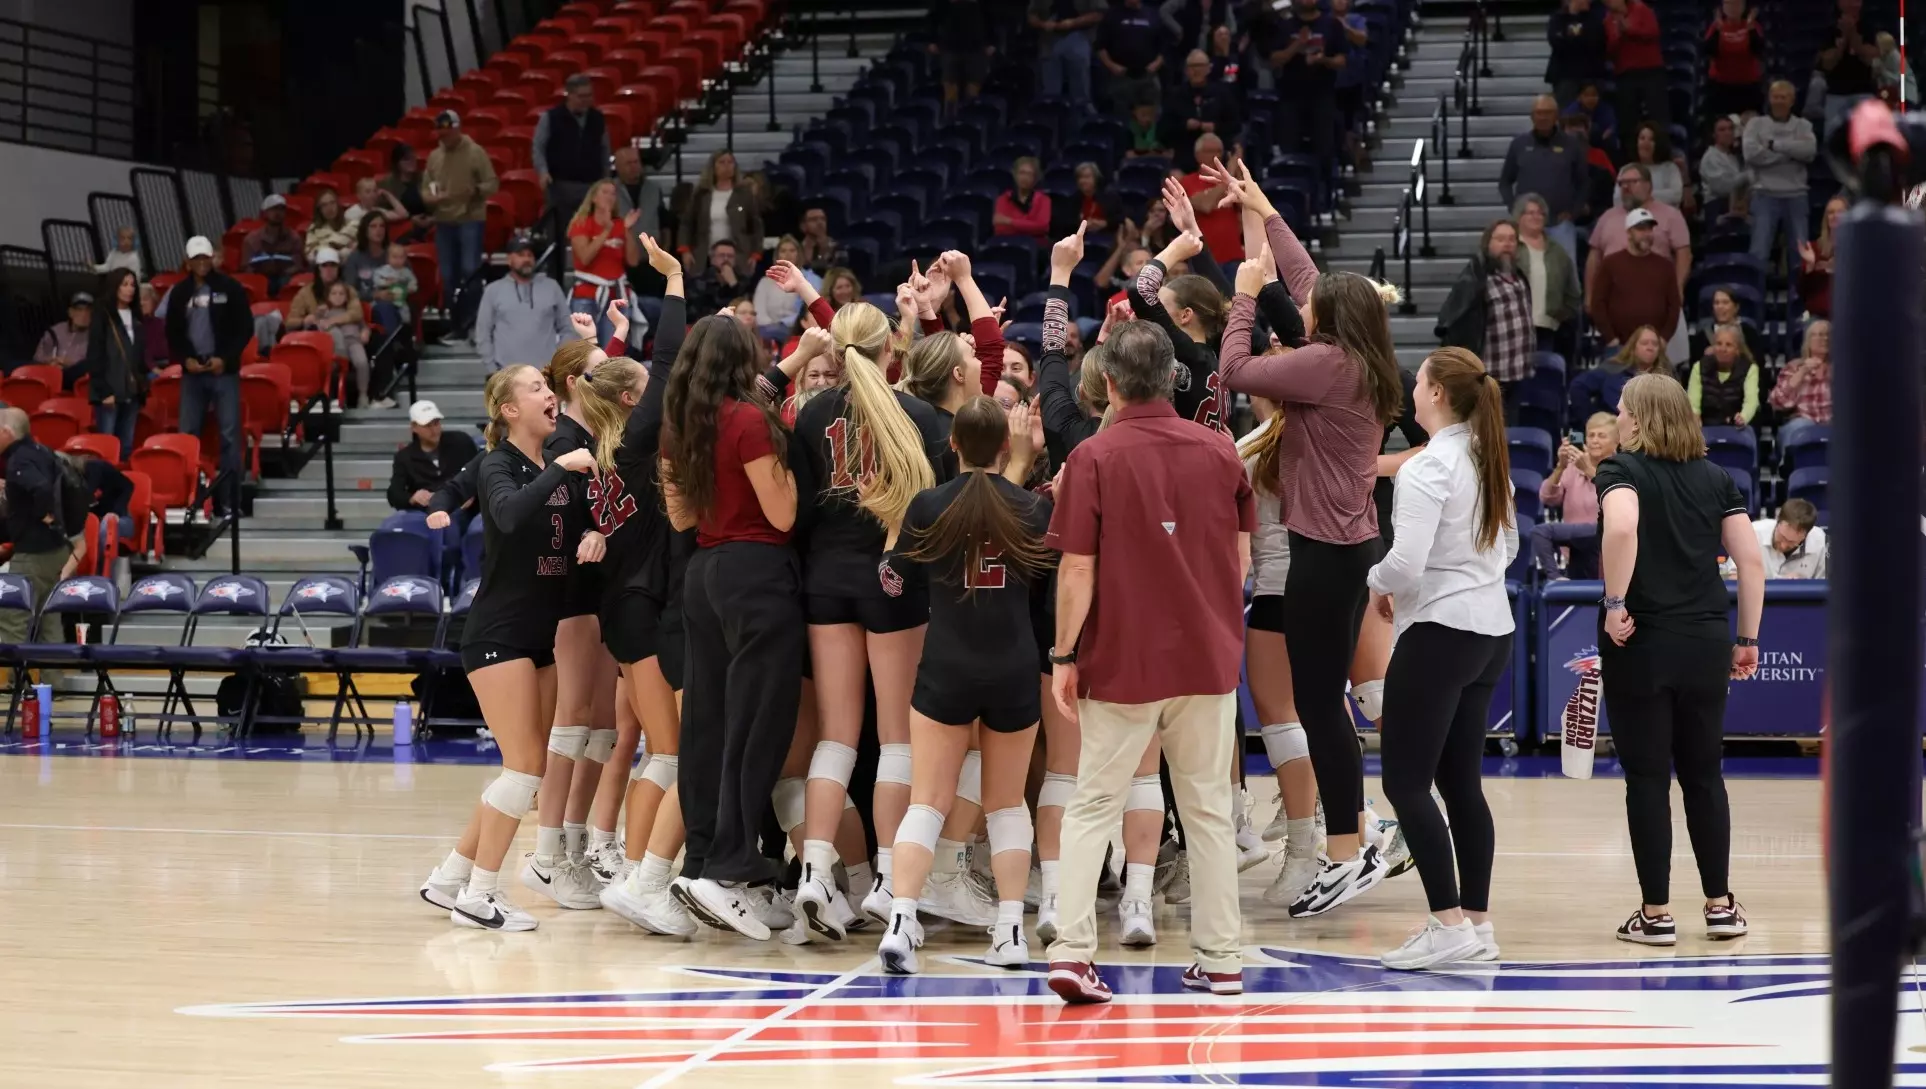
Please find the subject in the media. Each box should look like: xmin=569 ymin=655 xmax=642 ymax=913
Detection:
xmin=1261 ymin=722 xmax=1309 ymax=768
xmin=894 ymin=803 xmax=944 ymax=854
xmin=772 ymin=777 xmax=806 ymax=833
xmin=546 ymin=724 xmax=589 ymax=760
xmin=1037 ymin=771 xmax=1076 ymax=809
xmin=955 ymin=749 xmax=983 ymax=806
xmin=876 ymin=743 xmax=913 ymax=787
xmin=481 ymin=769 xmax=541 ymax=818
xmin=1351 ymin=679 xmax=1385 ymax=723
xmin=584 ymin=728 xmax=617 ymax=764
xmin=843 ymin=794 xmax=857 ymax=811
xmin=639 ymin=753 xmax=677 ymax=791
xmin=985 ymin=806 xmax=1033 ymax=857
xmin=808 ymin=740 xmax=858 ymax=788
xmin=1126 ymin=774 xmax=1163 ymax=814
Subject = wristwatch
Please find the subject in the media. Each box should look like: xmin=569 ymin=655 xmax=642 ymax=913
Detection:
xmin=1734 ymin=636 xmax=1759 ymax=647
xmin=1048 ymin=647 xmax=1078 ymax=666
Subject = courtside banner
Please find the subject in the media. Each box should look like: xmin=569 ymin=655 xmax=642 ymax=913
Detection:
xmin=1537 ymin=580 xmax=1828 ymax=738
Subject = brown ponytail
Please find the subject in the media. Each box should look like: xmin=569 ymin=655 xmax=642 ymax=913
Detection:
xmin=902 ymin=396 xmax=1054 ymax=596
xmin=1423 ymin=347 xmax=1513 ymax=552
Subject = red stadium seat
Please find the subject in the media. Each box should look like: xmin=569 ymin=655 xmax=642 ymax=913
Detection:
xmin=600 ymin=46 xmax=656 ymax=82
xmin=613 ymin=0 xmax=657 ymax=16
xmin=70 ymin=375 xmax=89 ymax=403
xmin=485 ymin=51 xmax=531 ymax=84
xmin=657 ymin=50 xmax=705 ymax=98
xmin=279 ymin=272 xmax=315 ymax=302
xmin=64 ymin=434 xmax=122 ymax=465
xmin=478 ymin=142 xmax=519 ymax=177
xmin=7 ymin=363 xmax=61 ymax=396
xmin=0 ymin=377 xmax=52 ymax=414
xmin=546 ymin=47 xmax=596 ymax=72
xmin=599 ymin=99 xmax=636 ymax=150
xmin=497 ymin=170 xmax=545 ymax=225
xmin=144 ymin=368 xmax=182 ymax=429
xmin=332 ymin=148 xmax=385 ymax=182
xmin=30 ymin=403 xmax=86 ymax=449
xmin=129 ymin=442 xmax=197 ymax=517
xmin=682 ymin=30 xmax=728 ymax=72
xmin=429 ymin=89 xmax=476 ymax=116
xmin=516 ymin=70 xmax=565 ymax=103
xmin=648 ymin=14 xmax=694 ymax=37
xmin=405 ymin=245 xmax=440 ymax=312
xmin=241 ymin=363 xmax=293 ymax=438
xmin=591 ymin=16 xmax=646 ymax=37
xmin=462 ymin=114 xmax=506 ymax=144
xmin=633 ymin=66 xmax=685 ymax=110
xmin=577 ymin=67 xmax=620 ymax=103
xmin=231 ymin=272 xmax=269 ymax=302
xmin=484 ymin=197 xmax=517 ymax=252
xmin=273 ymin=340 xmax=340 ymax=405
xmin=296 ymin=172 xmax=349 ymax=201
xmin=283 ymin=193 xmax=315 ymax=224
xmin=120 ymin=469 xmax=160 ymax=559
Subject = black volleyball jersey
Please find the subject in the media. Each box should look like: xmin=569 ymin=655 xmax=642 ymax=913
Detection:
xmin=544 ymin=414 xmax=601 ymax=610
xmin=790 ymin=386 xmax=951 ymax=597
xmin=461 ymin=443 xmax=581 ymax=650
xmin=591 ymin=294 xmax=684 ymax=604
xmin=883 ymin=473 xmax=1056 ymax=683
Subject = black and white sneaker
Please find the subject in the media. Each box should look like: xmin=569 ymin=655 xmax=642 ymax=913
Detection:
xmin=450 ymin=888 xmax=537 ymax=932
xmin=1704 ymin=897 xmax=1747 ymax=940
xmin=679 ymin=878 xmax=771 ymax=940
xmin=1616 ymin=907 xmax=1677 ymax=946
xmin=1287 ymin=845 xmax=1389 ymax=919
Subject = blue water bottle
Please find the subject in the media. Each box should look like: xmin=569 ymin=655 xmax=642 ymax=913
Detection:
xmin=393 ymin=700 xmax=413 ymax=746
xmin=33 ymin=682 xmax=52 ymax=737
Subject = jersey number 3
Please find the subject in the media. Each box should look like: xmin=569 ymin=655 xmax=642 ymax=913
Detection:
xmin=825 ymin=417 xmax=878 ymax=489
xmin=965 ymin=545 xmax=1007 ymax=590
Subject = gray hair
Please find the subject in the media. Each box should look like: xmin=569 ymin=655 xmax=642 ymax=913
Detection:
xmin=1103 ymin=322 xmax=1177 ymax=404
xmin=564 ymin=73 xmax=594 ymax=93
xmin=0 ymin=406 xmax=28 ymax=441
xmin=1510 ymin=192 xmax=1550 ymax=221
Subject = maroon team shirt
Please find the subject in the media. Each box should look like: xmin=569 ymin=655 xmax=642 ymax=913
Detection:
xmin=694 ymin=397 xmax=790 ymax=549
xmin=1046 ymin=400 xmax=1255 ymax=705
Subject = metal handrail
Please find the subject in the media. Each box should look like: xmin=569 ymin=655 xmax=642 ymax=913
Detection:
xmin=1454 ymin=31 xmax=1478 ymax=158
xmin=1407 ymin=123 xmax=1434 ymax=259
xmin=1391 ymin=187 xmax=1416 ymax=314
xmin=1431 ymin=94 xmax=1454 ymax=206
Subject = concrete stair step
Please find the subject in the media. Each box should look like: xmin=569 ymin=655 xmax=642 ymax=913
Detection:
xmin=1352 ymin=181 xmax=1509 ymax=209
xmin=1398 ymin=74 xmax=1547 ymax=97
xmin=249 ymin=498 xmax=398 ymax=533
xmin=1331 ymin=255 xmax=1477 ymax=286
xmin=1348 ymin=203 xmax=1512 ymax=231
xmin=1358 ymin=151 xmax=1507 ymax=182
xmin=1338 ymin=228 xmax=1485 ymax=258
xmin=1382 ymin=113 xmax=1522 ymax=137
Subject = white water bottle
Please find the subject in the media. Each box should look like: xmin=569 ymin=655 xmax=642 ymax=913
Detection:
xmin=393 ymin=700 xmax=413 ymax=746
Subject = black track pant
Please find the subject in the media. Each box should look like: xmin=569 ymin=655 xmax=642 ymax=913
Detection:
xmin=1279 ymin=532 xmax=1377 ymax=836
xmin=1601 ymin=630 xmax=1732 ymax=906
xmin=1380 ymin=622 xmax=1511 ymax=913
xmin=679 ymin=542 xmax=805 ymax=885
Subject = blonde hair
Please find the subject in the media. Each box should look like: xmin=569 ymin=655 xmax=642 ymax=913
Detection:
xmin=1078 ymin=344 xmax=1109 ymax=418
xmin=1585 ymin=410 xmax=1616 ymax=433
xmin=898 ymin=331 xmax=964 ymax=405
xmin=484 ymin=364 xmax=540 ymax=450
xmin=1241 ymin=409 xmax=1285 ymax=495
xmin=829 ymin=302 xmax=934 ymax=530
xmin=569 ymin=179 xmax=618 ymax=231
xmin=544 ymin=339 xmax=602 ymax=406
xmin=1612 ymin=325 xmax=1675 ymax=376
xmin=1618 ymin=373 xmax=1705 ymax=462
xmin=573 ymin=356 xmax=644 ymax=472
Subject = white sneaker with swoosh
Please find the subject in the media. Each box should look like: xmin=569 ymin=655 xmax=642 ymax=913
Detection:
xmin=1287 ymin=844 xmax=1389 ymax=919
xmin=450 ymin=888 xmax=537 ymax=932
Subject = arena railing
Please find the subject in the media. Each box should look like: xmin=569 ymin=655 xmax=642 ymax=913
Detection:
xmin=0 ymin=16 xmax=136 ymax=158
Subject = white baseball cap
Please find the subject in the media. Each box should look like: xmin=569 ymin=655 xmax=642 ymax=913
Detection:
xmin=313 ymin=246 xmax=341 ymax=265
xmin=1624 ymin=208 xmax=1658 ymax=230
xmin=184 ymin=236 xmax=215 ymax=259
xmin=409 ymin=400 xmax=444 ymax=426
xmin=261 ymin=193 xmax=287 ymax=212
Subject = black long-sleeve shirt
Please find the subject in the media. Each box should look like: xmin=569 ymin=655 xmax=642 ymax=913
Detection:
xmin=387 ymin=430 xmax=479 ymax=511
xmin=596 ymin=294 xmax=684 ymax=603
xmin=1038 ymin=289 xmax=1098 ymax=467
xmin=3 ymin=438 xmax=67 ymax=554
xmin=458 ymin=444 xmax=577 ymax=650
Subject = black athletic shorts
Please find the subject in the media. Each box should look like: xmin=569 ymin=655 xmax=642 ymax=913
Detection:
xmin=656 ymin=600 xmax=686 ymax=693
xmin=560 ymin=564 xmax=602 ymax=619
xmin=805 ymin=591 xmax=928 ymax=634
xmin=601 ymin=591 xmax=664 ymax=666
xmin=912 ymin=671 xmax=1041 ymax=734
xmin=1247 ymin=594 xmax=1284 ymax=634
xmin=462 ymin=641 xmax=557 ymax=673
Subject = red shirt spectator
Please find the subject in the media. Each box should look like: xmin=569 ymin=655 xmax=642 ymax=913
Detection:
xmin=1704 ymin=8 xmax=1763 ymax=86
xmin=1605 ymin=0 xmax=1662 ymax=72
xmin=993 ymin=157 xmax=1053 ymax=240
xmin=568 ymin=212 xmax=630 ymax=300
xmin=1179 ymin=169 xmax=1244 ymax=261
xmin=694 ymin=397 xmax=790 ymax=548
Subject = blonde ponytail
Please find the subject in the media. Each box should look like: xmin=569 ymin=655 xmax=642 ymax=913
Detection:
xmin=574 ymin=356 xmax=644 ymax=472
xmin=831 ymin=302 xmax=934 ymax=530
xmin=483 ymin=364 xmax=538 ymax=450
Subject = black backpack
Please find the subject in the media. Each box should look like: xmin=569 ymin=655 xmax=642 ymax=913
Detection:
xmin=52 ymin=452 xmax=90 ymax=537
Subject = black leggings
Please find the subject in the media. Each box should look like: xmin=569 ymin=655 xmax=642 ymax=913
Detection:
xmin=1380 ymin=622 xmax=1511 ymax=913
xmin=679 ymin=542 xmax=806 ymax=886
xmin=1600 ymin=630 xmax=1732 ymax=906
xmin=1279 ymin=532 xmax=1377 ymax=836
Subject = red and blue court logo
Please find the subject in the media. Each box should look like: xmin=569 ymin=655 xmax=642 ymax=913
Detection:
xmin=178 ymin=947 xmax=1892 ymax=1086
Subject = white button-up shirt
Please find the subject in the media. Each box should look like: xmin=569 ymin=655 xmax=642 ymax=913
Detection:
xmin=1367 ymin=422 xmax=1519 ymax=640
xmin=1751 ymin=517 xmax=1827 ymax=579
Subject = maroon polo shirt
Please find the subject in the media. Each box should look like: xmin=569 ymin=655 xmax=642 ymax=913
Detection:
xmin=1046 ymin=400 xmax=1255 ymax=705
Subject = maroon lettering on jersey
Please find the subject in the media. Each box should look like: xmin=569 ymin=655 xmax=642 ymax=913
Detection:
xmin=964 ymin=544 xmax=1008 ymax=590
xmin=1192 ymin=371 xmax=1227 ymax=432
xmin=546 ymin=485 xmax=572 ymax=507
xmin=587 ymin=470 xmax=639 ymax=533
xmin=825 ymin=416 xmax=879 ymax=489
xmin=536 ymin=555 xmax=566 ymax=576
xmin=878 ymin=557 xmax=904 ymax=598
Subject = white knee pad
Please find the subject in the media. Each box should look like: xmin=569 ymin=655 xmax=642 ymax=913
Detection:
xmin=894 ymin=802 xmax=944 ymax=853
xmin=1261 ymin=722 xmax=1309 ymax=768
xmin=638 ymin=753 xmax=677 ymax=791
xmin=546 ymin=724 xmax=589 ymax=760
xmin=1125 ymin=774 xmax=1163 ymax=814
xmin=772 ymin=776 xmax=806 ymax=833
xmin=955 ymin=749 xmax=982 ymax=806
xmin=481 ymin=769 xmax=542 ymax=819
xmin=1351 ymin=679 xmax=1385 ymax=723
xmin=808 ymin=740 xmax=858 ymax=788
xmin=876 ymin=743 xmax=913 ymax=787
xmin=843 ymin=794 xmax=857 ymax=812
xmin=584 ymin=728 xmax=617 ymax=764
xmin=985 ymin=806 xmax=1033 ymax=857
xmin=1037 ymin=771 xmax=1076 ymax=809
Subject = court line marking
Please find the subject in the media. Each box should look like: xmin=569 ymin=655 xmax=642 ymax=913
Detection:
xmin=633 ymin=960 xmax=875 ymax=1089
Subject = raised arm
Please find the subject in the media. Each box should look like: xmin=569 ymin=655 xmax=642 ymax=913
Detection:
xmin=939 ymin=249 xmax=1004 ymax=393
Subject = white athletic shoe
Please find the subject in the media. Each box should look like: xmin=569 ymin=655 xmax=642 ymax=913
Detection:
xmin=878 ymin=910 xmax=925 ymax=974
xmin=419 ymin=869 xmax=464 ymax=911
xmin=984 ymin=921 xmax=1029 ymax=968
xmin=1262 ymin=804 xmax=1291 ymax=842
xmin=1164 ymin=851 xmax=1192 ymax=905
xmin=1378 ymin=820 xmax=1415 ymax=878
xmin=1470 ymin=921 xmax=1499 ymax=961
xmin=1265 ymin=854 xmax=1323 ymax=907
xmin=522 ymin=855 xmax=605 ymax=909
xmin=673 ymin=877 xmax=771 ymax=940
xmin=923 ymin=871 xmax=998 ymax=927
xmin=860 ymin=878 xmax=895 ymax=927
xmin=1036 ymin=894 xmax=1060 ymax=945
xmin=587 ymin=841 xmax=627 ymax=885
xmin=749 ymin=886 xmax=795 ymax=931
xmin=1288 ymin=846 xmax=1389 ymax=918
xmin=828 ymin=882 xmax=865 ymax=933
xmin=793 ymin=865 xmax=846 ymax=940
xmin=966 ymin=838 xmax=995 ymax=888
xmin=601 ymin=878 xmax=697 ymax=936
xmin=1119 ymin=897 xmax=1156 ymax=946
xmin=1236 ymin=825 xmax=1272 ymax=873
xmin=1381 ymin=917 xmax=1483 ymax=971
xmin=451 ymin=888 xmax=538 ymax=932
xmin=1153 ymin=839 xmax=1181 ymax=894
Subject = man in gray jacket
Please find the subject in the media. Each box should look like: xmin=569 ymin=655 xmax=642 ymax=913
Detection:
xmin=1497 ymin=96 xmax=1589 ymax=258
xmin=1743 ymin=80 xmax=1817 ymax=277
xmin=476 ymin=235 xmax=572 ymax=371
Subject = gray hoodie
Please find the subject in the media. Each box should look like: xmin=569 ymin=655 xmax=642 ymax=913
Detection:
xmin=1741 ymin=113 xmax=1817 ymax=197
xmin=476 ymin=271 xmax=572 ymax=371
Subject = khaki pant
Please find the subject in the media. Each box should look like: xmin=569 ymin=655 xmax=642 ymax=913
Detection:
xmin=0 ymin=547 xmax=69 ymax=646
xmin=1047 ymin=691 xmax=1242 ymax=974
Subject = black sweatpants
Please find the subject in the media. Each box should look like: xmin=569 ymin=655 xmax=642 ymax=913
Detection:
xmin=1380 ymin=622 xmax=1512 ymax=913
xmin=679 ymin=541 xmax=806 ymax=885
xmin=1613 ymin=68 xmax=1669 ymax=137
xmin=1278 ymin=532 xmax=1377 ymax=837
xmin=1600 ymin=629 xmax=1732 ymax=906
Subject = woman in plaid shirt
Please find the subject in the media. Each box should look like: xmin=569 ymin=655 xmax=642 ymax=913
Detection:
xmin=1768 ymin=320 xmax=1831 ymax=449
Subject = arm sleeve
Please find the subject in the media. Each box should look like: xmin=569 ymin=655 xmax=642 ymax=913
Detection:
xmin=476 ymin=149 xmax=500 ymax=199
xmin=430 ymin=457 xmax=481 ymax=515
xmin=1767 ymin=362 xmax=1804 ymax=410
xmin=482 ymin=458 xmax=570 ymax=535
xmin=1188 ymin=237 xmax=1230 ymax=296
xmin=1366 ymin=454 xmax=1447 ymax=597
xmin=386 ymin=451 xmax=413 ymax=510
xmin=531 ymin=112 xmax=552 ymax=175
xmin=1221 ymin=292 xmax=1258 ymax=385
xmin=630 ymin=293 xmax=685 ymax=447
xmin=1781 ymin=119 xmax=1818 ymax=162
xmin=1263 ymin=213 xmax=1319 ymax=305
xmin=970 ymin=314 xmax=1004 ymax=394
xmin=1037 ymin=290 xmax=1092 ymax=454
xmin=1741 ymin=364 xmax=1760 ymax=422
xmin=1742 ymin=119 xmax=1780 ymax=166
xmin=1221 ymin=329 xmax=1349 ymax=404
xmin=1255 ymin=281 xmax=1301 ymax=345
xmin=807 ymin=297 xmax=835 ymax=330
xmin=1127 ymin=259 xmax=1211 ymax=374
xmin=1012 ymin=194 xmax=1053 ymax=236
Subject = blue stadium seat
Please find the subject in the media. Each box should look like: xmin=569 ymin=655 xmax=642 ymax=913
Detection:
xmin=1722 ymin=465 xmax=1757 ymax=515
xmin=1507 ymin=427 xmax=1556 ymax=477
xmin=1780 ymin=424 xmax=1829 ymax=470
xmin=1512 ymin=469 xmax=1544 ymax=521
xmin=1786 ymin=466 xmax=1828 ymax=513
xmin=1702 ymin=425 xmax=1758 ymax=474
xmin=91 ymin=573 xmax=197 ymax=668
xmin=367 ymin=511 xmax=442 ymax=590
xmin=1507 ymin=512 xmax=1535 ymax=584
xmin=334 ymin=575 xmax=445 ymax=674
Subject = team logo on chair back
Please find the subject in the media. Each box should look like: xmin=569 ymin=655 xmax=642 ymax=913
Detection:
xmin=134 ymin=579 xmax=183 ymax=600
xmin=58 ymin=582 xmax=104 ymax=601
xmin=380 ymin=580 xmax=430 ymax=601
xmin=207 ymin=582 xmax=254 ymax=602
xmin=296 ymin=583 xmax=343 ymax=602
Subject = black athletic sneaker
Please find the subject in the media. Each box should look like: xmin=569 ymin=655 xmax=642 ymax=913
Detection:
xmin=1615 ymin=908 xmax=1677 ymax=946
xmin=1704 ymin=896 xmax=1748 ymax=939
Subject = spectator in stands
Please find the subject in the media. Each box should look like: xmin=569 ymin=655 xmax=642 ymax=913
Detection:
xmin=1179 ymin=133 xmax=1243 ymax=260
xmin=344 ymin=212 xmax=392 ymax=302
xmin=689 ymin=239 xmax=746 ymax=314
xmin=1753 ymin=498 xmax=1826 ymax=578
xmin=33 ymin=292 xmax=92 ymax=387
xmin=475 ymin=235 xmax=570 ymax=371
xmin=753 ymin=237 xmax=818 ymax=338
xmin=1436 ymin=219 xmax=1536 ymax=412
xmin=287 ymin=248 xmax=359 ymax=333
xmin=821 ymin=266 xmax=862 ymax=310
xmin=93 ymin=225 xmax=141 ymax=278
xmin=137 ymin=283 xmax=168 ymax=373
xmin=379 ymin=143 xmax=432 ymax=236
xmin=1688 ymin=287 xmax=1765 ymax=361
xmin=1534 ymin=410 xmax=1617 ymax=578
xmin=1628 ymin=122 xmax=1692 ymax=211
xmin=1205 ymin=24 xmax=1242 ymax=86
xmin=1588 ymin=210 xmax=1682 ymax=351
xmin=568 ymin=179 xmax=641 ymax=343
xmin=1602 ymin=0 xmax=1666 ymax=132
xmin=1797 ymin=195 xmax=1847 ymax=320
xmin=305 ymin=187 xmax=356 ymax=260
xmin=1686 ymin=325 xmax=1759 ymax=427
xmin=1563 ymin=81 xmax=1619 ymax=153
xmin=1512 ymin=193 xmax=1583 ymax=353
xmin=1769 ymin=320 xmax=1831 ymax=447
xmin=1267 ymin=0 xmax=1346 ymax=163
xmin=387 ymin=399 xmax=478 ymax=512
xmin=1743 ymin=81 xmax=1817 ymax=276
xmin=0 ymin=405 xmax=72 ymax=646
xmin=82 ymin=269 xmax=145 ymax=461
xmin=612 ymin=146 xmax=669 ymax=299
xmin=165 ymin=237 xmax=251 ymax=500
xmin=1097 ymin=0 xmax=1167 ymax=116
xmin=242 ymin=193 xmax=306 ymax=298
xmin=1052 ymin=163 xmax=1122 ymax=237
xmin=535 ymin=73 xmax=613 ymax=222
xmin=1814 ymin=0 xmax=1883 ymax=135
xmin=1125 ymin=99 xmax=1173 ymax=158
xmin=423 ymin=110 xmax=499 ymax=312
xmin=1499 ymin=95 xmax=1590 ymax=256
xmin=316 ymin=279 xmax=373 ymax=409
xmin=795 ymin=205 xmax=840 ymax=274
xmin=1029 ymin=0 xmax=1107 ymax=112
xmin=1162 ymin=51 xmax=1239 ymax=171
xmin=994 ymin=156 xmax=1055 ymax=240
xmin=1569 ymin=324 xmax=1673 ymax=425
xmin=930 ymin=0 xmax=994 ymax=112
xmin=1546 ymin=0 xmax=1607 ymax=105
xmin=681 ymin=149 xmax=760 ymax=278
xmin=1701 ymin=0 xmax=1765 ymax=123
xmin=372 ymin=243 xmax=419 ymax=338
xmin=1586 ymin=164 xmax=1691 ymax=316
xmin=1876 ymin=32 xmax=1917 ymax=107
xmin=1698 ymin=114 xmax=1751 ymax=216
xmin=347 ymin=176 xmax=410 ymax=229
xmin=1330 ymin=0 xmax=1370 ymax=164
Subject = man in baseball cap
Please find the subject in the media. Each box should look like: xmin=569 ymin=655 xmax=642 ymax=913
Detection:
xmin=425 ymin=105 xmax=498 ymax=321
xmin=162 ymin=234 xmax=254 ymax=510
xmin=243 ymin=194 xmax=306 ymax=295
xmin=475 ymin=230 xmax=570 ymax=371
xmin=1587 ymin=203 xmax=1682 ymax=351
xmin=388 ymin=398 xmax=479 ymax=512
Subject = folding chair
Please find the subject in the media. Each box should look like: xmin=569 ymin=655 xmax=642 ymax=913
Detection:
xmin=152 ymin=575 xmax=270 ymax=741
xmin=418 ymin=579 xmax=483 ymax=735
xmin=9 ymin=576 xmax=120 ymax=735
xmin=0 ymin=574 xmax=38 ymax=732
xmin=247 ymin=575 xmax=362 ymax=738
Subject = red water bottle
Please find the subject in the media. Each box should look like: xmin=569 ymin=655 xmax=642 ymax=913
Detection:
xmin=99 ymin=693 xmax=120 ymax=740
xmin=20 ymin=690 xmax=40 ymax=739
